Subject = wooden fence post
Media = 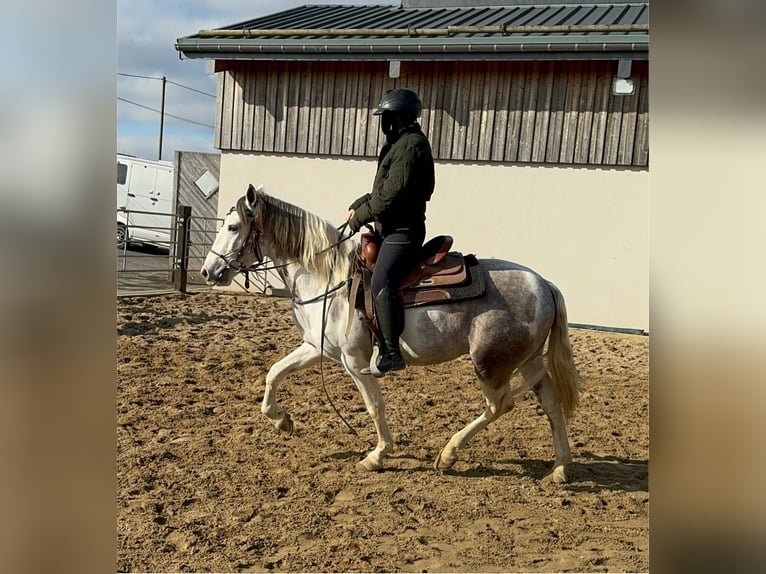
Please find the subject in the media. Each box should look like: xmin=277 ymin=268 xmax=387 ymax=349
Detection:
xmin=174 ymin=205 xmax=192 ymax=293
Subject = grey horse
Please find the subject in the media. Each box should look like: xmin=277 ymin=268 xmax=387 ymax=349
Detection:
xmin=201 ymin=184 xmax=582 ymax=483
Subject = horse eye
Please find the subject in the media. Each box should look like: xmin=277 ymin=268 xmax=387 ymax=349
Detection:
xmin=228 ymin=224 xmax=238 ymax=232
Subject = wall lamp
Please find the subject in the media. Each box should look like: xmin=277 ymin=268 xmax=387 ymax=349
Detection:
xmin=612 ymin=59 xmax=636 ymax=96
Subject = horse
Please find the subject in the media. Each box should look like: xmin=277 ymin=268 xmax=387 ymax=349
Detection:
xmin=201 ymin=184 xmax=582 ymax=483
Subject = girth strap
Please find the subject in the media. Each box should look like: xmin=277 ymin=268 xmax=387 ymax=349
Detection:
xmin=345 ymin=266 xmax=376 ymax=337
xmin=346 ymin=271 xmax=362 ymax=337
xmin=362 ymin=267 xmax=374 ymax=319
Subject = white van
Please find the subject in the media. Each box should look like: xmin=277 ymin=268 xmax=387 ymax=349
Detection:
xmin=117 ymin=154 xmax=174 ymax=250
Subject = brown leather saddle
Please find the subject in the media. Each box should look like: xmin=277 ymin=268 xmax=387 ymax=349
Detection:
xmin=346 ymin=233 xmax=486 ymax=336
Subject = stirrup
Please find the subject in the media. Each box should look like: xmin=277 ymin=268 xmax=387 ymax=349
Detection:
xmin=360 ymin=345 xmax=381 ymax=377
xmin=361 ymin=345 xmax=405 ymax=378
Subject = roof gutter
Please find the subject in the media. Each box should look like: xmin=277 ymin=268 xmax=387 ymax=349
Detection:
xmin=176 ymin=35 xmax=648 ymax=61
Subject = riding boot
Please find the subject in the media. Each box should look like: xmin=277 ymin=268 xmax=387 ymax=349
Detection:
xmin=369 ymin=287 xmax=406 ymax=377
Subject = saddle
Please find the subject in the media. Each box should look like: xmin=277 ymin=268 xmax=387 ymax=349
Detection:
xmin=347 ymin=233 xmax=486 ymax=336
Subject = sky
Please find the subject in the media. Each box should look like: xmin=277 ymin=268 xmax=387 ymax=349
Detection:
xmin=117 ymin=0 xmax=399 ymax=162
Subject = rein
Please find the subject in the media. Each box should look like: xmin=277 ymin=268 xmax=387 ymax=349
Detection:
xmin=318 ymin=224 xmax=358 ymax=437
xmin=218 ymin=217 xmax=356 ymax=291
xmin=291 ymin=277 xmax=351 ymax=306
xmin=221 ymin=215 xmax=359 ymax=436
xmin=246 ymin=227 xmax=353 ymax=273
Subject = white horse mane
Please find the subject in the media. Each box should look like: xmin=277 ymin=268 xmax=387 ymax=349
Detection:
xmin=238 ymin=186 xmax=355 ymax=290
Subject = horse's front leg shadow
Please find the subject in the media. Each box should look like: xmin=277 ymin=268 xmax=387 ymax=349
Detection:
xmin=261 ymin=341 xmax=321 ymax=436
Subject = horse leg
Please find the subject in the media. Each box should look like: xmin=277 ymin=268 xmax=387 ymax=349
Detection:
xmin=261 ymin=341 xmax=321 ymax=435
xmin=521 ymin=358 xmax=572 ymax=484
xmin=434 ymin=379 xmax=514 ymax=471
xmin=341 ymin=353 xmax=393 ymax=471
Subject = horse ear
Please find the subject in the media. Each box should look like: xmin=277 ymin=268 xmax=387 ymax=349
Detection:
xmin=246 ymin=184 xmax=257 ymax=210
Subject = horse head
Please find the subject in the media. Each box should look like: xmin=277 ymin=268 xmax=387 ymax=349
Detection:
xmin=200 ymin=184 xmax=264 ymax=286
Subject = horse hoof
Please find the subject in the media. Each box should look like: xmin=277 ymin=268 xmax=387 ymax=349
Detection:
xmin=434 ymin=447 xmax=457 ymax=471
xmin=551 ymin=466 xmax=568 ymax=484
xmin=277 ymin=414 xmax=294 ymax=436
xmin=356 ymin=457 xmax=382 ymax=472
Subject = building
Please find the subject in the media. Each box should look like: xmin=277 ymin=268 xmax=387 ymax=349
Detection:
xmin=176 ymin=0 xmax=649 ymax=331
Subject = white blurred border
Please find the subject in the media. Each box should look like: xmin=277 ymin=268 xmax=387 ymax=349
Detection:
xmin=651 ymin=1 xmax=766 ymax=571
xmin=0 ymin=2 xmax=116 ymax=574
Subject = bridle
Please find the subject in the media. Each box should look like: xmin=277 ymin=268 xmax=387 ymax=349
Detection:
xmin=210 ymin=210 xmax=264 ymax=289
xmin=211 ymin=207 xmax=355 ymax=293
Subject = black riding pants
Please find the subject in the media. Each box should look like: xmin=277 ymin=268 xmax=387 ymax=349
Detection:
xmin=371 ymin=224 xmax=426 ymax=296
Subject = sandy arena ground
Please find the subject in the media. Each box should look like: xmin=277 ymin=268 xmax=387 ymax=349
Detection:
xmin=117 ymin=291 xmax=649 ymax=573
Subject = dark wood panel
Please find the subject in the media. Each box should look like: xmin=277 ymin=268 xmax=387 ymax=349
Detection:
xmin=219 ymin=72 xmax=234 ymax=150
xmin=320 ymin=65 xmax=336 ymax=155
xmin=545 ymin=61 xmax=566 ymax=163
xmin=215 ymin=59 xmax=648 ymax=168
xmin=617 ymin=72 xmax=640 ymax=165
xmin=532 ymin=61 xmax=554 ymax=163
xmin=295 ymin=64 xmax=311 ymax=154
xmin=307 ymin=62 xmax=324 ymax=155
xmin=491 ymin=63 xmax=512 ymax=162
xmin=427 ymin=62 xmax=449 ymax=160
xmin=214 ymin=72 xmax=223 ymax=150
xmin=242 ymin=72 xmax=254 ymax=151
xmin=633 ymin=70 xmax=649 ymax=167
xmin=505 ymin=62 xmax=526 ymax=162
xmin=366 ymin=67 xmax=386 ymax=156
xmin=466 ymin=65 xmax=484 ymax=162
xmin=342 ymin=63 xmax=360 ymax=156
xmin=603 ymin=83 xmax=624 ymax=165
xmin=589 ymin=65 xmax=612 ymax=164
xmin=560 ymin=65 xmax=583 ymax=164
xmin=477 ymin=61 xmax=498 ymax=161
xmin=231 ymin=72 xmax=245 ymax=150
xmin=518 ymin=62 xmax=539 ymax=163
xmin=263 ymin=64 xmax=278 ymax=153
xmin=331 ymin=67 xmax=346 ymax=155
xmin=275 ymin=66 xmax=289 ymax=153
xmin=354 ymin=67 xmax=371 ymax=157
xmin=574 ymin=61 xmax=597 ymax=164
xmin=440 ymin=62 xmax=459 ymax=159
xmin=252 ymin=64 xmax=267 ymax=151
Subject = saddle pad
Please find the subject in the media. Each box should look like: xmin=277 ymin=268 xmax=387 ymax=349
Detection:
xmin=399 ymin=252 xmax=467 ymax=289
xmin=401 ymin=254 xmax=485 ymax=308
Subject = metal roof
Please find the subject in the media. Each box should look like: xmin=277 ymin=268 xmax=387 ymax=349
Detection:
xmin=176 ymin=2 xmax=649 ymax=61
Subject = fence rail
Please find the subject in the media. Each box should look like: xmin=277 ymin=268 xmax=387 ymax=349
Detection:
xmin=117 ymin=205 xmax=223 ymax=294
xmin=117 ymin=205 xmax=278 ymax=295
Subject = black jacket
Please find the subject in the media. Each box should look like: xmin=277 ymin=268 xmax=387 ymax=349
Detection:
xmin=349 ymin=124 xmax=435 ymax=236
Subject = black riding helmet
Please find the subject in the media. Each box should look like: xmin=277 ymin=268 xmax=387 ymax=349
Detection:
xmin=374 ymin=88 xmax=422 ymax=117
xmin=375 ymin=88 xmax=422 ymax=138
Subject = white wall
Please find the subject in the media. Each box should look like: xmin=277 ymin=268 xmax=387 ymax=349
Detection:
xmin=218 ymin=152 xmax=648 ymax=331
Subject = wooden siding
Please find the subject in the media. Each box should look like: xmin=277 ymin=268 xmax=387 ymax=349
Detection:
xmin=215 ymin=60 xmax=648 ymax=167
xmin=173 ymin=151 xmax=222 ymax=284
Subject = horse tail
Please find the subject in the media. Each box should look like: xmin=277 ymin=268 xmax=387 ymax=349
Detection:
xmin=545 ymin=280 xmax=583 ymax=421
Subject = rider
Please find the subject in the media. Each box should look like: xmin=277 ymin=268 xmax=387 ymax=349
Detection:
xmin=346 ymin=88 xmax=435 ymax=377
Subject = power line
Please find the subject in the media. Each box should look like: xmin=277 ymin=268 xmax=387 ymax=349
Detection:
xmin=117 ymin=97 xmax=215 ymax=129
xmin=117 ymin=72 xmax=162 ymax=81
xmin=118 ymin=72 xmax=216 ymax=98
xmin=167 ymin=79 xmax=216 ymax=98
xmin=118 ymin=72 xmax=217 ymax=159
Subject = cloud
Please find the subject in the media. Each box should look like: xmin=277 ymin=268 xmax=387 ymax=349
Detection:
xmin=117 ymin=0 xmax=399 ymax=161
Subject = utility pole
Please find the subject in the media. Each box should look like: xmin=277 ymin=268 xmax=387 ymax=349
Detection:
xmin=158 ymin=75 xmax=166 ymax=161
